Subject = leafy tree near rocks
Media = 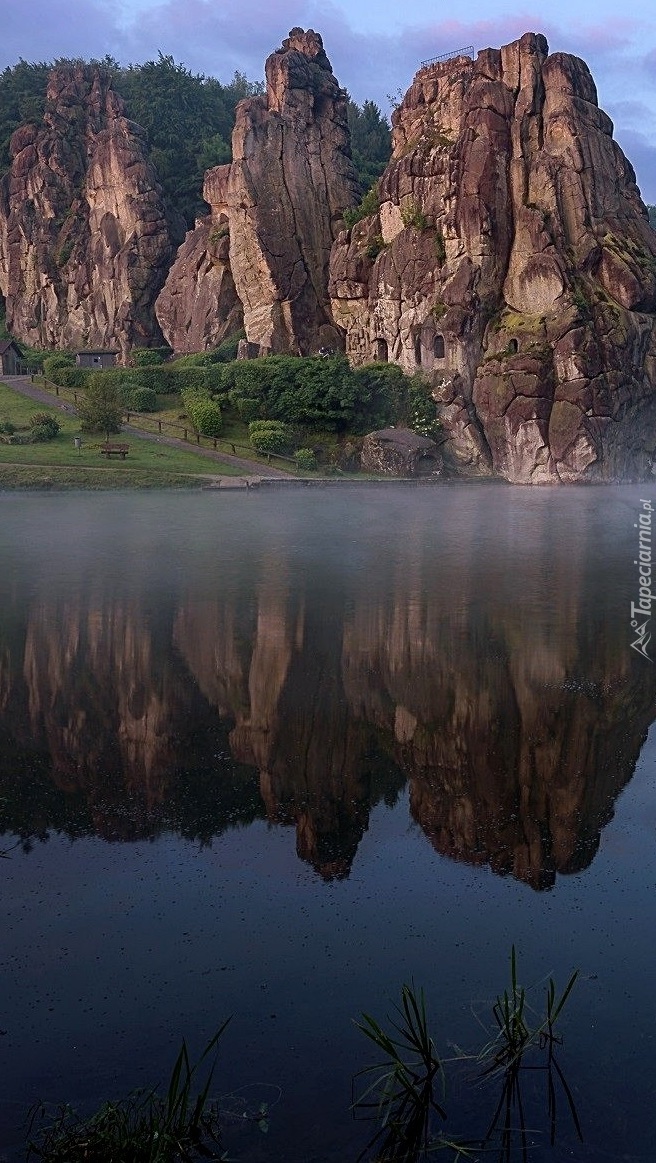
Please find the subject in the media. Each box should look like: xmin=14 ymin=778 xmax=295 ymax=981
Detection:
xmin=114 ymin=56 xmax=263 ymax=227
xmin=648 ymin=205 xmax=656 ymax=230
xmin=347 ymin=99 xmax=392 ymax=193
xmin=77 ymin=374 xmax=123 ymax=441
xmin=0 ymin=60 xmax=50 ymax=176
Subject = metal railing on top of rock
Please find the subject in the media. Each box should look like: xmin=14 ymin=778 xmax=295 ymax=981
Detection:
xmin=420 ymin=45 xmax=474 ymax=68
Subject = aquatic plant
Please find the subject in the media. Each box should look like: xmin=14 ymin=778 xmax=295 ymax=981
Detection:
xmin=353 ymin=949 xmax=581 ymax=1162
xmin=352 ymin=982 xmax=452 ymax=1161
xmin=26 ymin=1022 xmax=230 ymax=1162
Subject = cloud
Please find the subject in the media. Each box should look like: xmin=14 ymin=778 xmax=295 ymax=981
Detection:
xmin=0 ymin=0 xmax=130 ymax=66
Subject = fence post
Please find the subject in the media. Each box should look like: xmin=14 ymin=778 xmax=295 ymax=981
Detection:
xmin=184 ymin=428 xmax=188 ymax=441
xmin=158 ymin=420 xmax=162 ymax=433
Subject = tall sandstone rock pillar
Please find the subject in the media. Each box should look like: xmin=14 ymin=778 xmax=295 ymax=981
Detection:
xmin=157 ymin=29 xmax=360 ymax=356
xmin=0 ymin=64 xmax=181 ymax=355
xmin=329 ymin=32 xmax=656 ymax=483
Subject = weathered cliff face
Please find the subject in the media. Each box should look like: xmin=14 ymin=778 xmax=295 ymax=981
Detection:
xmin=0 ymin=64 xmax=181 ymax=355
xmin=157 ymin=28 xmax=360 ymax=356
xmin=329 ymin=33 xmax=656 ymax=483
xmin=154 ymin=214 xmax=243 ymax=353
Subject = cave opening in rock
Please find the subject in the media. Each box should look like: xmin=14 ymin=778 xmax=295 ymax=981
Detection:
xmin=433 ymin=334 xmax=445 ymax=359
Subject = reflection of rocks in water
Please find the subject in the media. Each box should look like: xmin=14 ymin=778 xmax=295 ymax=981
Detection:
xmin=339 ymin=496 xmax=656 ymax=889
xmin=2 ymin=492 xmax=656 ymax=885
xmin=174 ymin=564 xmax=405 ymax=879
xmin=0 ymin=587 xmax=262 ymax=845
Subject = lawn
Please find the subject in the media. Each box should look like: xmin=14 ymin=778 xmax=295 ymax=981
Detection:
xmin=0 ymin=383 xmax=245 ymax=482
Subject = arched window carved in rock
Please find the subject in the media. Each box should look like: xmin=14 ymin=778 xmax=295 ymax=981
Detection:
xmin=375 ymin=338 xmax=388 ymax=363
xmin=433 ymin=334 xmax=445 ymax=359
xmin=508 ymin=338 xmax=518 ymax=354
xmin=414 ymin=334 xmax=422 ymax=365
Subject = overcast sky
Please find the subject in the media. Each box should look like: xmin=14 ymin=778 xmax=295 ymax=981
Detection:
xmin=2 ymin=0 xmax=656 ymax=202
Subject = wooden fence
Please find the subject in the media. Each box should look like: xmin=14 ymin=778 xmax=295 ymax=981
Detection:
xmin=31 ymin=376 xmax=296 ymax=468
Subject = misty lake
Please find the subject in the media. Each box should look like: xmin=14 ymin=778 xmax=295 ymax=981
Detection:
xmin=1 ymin=484 xmax=655 ymax=1162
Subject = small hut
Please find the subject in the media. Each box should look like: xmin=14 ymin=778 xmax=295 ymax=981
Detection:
xmin=75 ymin=349 xmax=119 ymax=369
xmin=0 ymin=338 xmax=26 ymax=375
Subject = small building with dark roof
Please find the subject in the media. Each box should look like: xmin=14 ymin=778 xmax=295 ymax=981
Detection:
xmin=0 ymin=338 xmax=26 ymax=376
xmin=75 ymin=349 xmax=120 ymax=369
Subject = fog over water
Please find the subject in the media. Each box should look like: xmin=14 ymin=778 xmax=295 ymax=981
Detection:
xmin=1 ymin=485 xmax=655 ymax=1161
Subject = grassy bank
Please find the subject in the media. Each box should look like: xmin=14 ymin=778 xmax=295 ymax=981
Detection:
xmin=0 ymin=463 xmax=213 ymax=489
xmin=0 ymin=383 xmax=244 ymax=482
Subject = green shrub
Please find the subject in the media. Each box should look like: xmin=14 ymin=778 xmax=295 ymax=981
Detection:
xmin=52 ymin=366 xmax=89 ymax=388
xmin=28 ymin=423 xmax=58 ymax=442
xmin=0 ymin=420 xmax=16 ymax=435
xmin=125 ymin=386 xmax=158 ymax=412
xmin=29 ymin=412 xmax=61 ymax=438
xmin=248 ymin=420 xmax=291 ymax=454
xmin=434 ymin=230 xmax=446 ymax=264
xmin=42 ymin=353 xmax=75 ymax=381
xmin=8 ymin=432 xmax=34 ymax=445
xmin=131 ymin=347 xmax=171 ymax=367
xmin=191 ymin=398 xmax=223 ymax=436
xmin=294 ymin=447 xmax=318 ymax=472
xmin=136 ymin=364 xmax=210 ymax=394
xmin=181 ymin=387 xmax=223 ymax=436
xmin=231 ymin=394 xmax=263 ymax=422
xmin=400 ymin=200 xmax=429 ymax=230
xmin=406 ymin=376 xmax=441 ymax=438
xmin=212 ymin=331 xmax=245 ymax=363
xmin=343 ymin=183 xmax=380 ymax=229
xmin=223 ymin=354 xmax=424 ymax=435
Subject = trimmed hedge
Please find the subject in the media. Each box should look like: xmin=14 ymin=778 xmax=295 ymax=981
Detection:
xmin=181 ymin=387 xmax=222 ymax=436
xmin=124 ymin=386 xmax=158 ymax=413
xmin=248 ymin=420 xmax=291 ymax=454
xmin=131 ymin=347 xmax=172 ymax=367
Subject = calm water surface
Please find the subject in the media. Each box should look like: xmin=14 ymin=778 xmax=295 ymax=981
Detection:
xmin=1 ymin=485 xmax=655 ymax=1161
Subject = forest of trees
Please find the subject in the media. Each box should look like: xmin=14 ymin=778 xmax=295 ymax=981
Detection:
xmin=0 ymin=56 xmax=392 ymax=229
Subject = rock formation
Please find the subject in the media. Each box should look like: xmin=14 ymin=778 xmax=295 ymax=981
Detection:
xmin=360 ymin=427 xmax=442 ymax=476
xmin=329 ymin=33 xmax=656 ymax=483
xmin=0 ymin=63 xmax=182 ymax=355
xmin=154 ymin=213 xmax=243 ymax=353
xmin=156 ymin=28 xmax=360 ymax=356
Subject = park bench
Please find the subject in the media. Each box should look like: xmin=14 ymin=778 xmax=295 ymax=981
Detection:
xmin=100 ymin=442 xmax=129 ymax=459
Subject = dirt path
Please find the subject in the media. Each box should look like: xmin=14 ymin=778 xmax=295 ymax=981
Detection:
xmin=0 ymin=375 xmax=293 ymax=478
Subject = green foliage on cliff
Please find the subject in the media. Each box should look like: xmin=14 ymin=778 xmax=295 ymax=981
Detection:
xmin=648 ymin=205 xmax=656 ymax=230
xmin=343 ymin=183 xmax=380 ymax=230
xmin=0 ymin=60 xmax=51 ymax=175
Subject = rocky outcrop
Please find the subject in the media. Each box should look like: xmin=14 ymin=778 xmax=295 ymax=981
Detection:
xmin=0 ymin=63 xmax=182 ymax=355
xmin=360 ymin=427 xmax=442 ymax=476
xmin=329 ymin=33 xmax=656 ymax=483
xmin=154 ymin=214 xmax=243 ymax=353
xmin=157 ymin=29 xmax=361 ymax=356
